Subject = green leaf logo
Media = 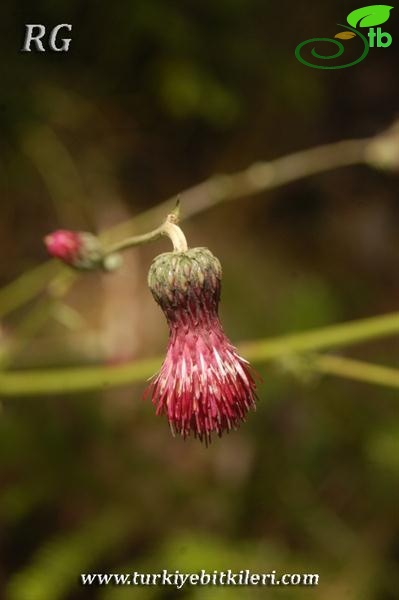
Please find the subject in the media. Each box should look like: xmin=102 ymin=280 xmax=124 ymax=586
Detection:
xmin=347 ymin=5 xmax=393 ymax=28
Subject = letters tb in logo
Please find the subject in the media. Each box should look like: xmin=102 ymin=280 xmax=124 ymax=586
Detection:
xmin=21 ymin=24 xmax=72 ymax=52
xmin=367 ymin=27 xmax=392 ymax=47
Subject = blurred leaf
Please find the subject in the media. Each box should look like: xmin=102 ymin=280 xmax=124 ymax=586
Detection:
xmin=6 ymin=512 xmax=133 ymax=600
xmin=368 ymin=426 xmax=399 ymax=472
xmin=274 ymin=277 xmax=341 ymax=334
xmin=156 ymin=60 xmax=240 ymax=125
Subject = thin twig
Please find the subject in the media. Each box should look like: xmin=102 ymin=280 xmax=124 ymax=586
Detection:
xmin=106 ymin=210 xmax=188 ymax=254
xmin=313 ymin=354 xmax=399 ymax=390
xmin=102 ymin=136 xmax=370 ymax=245
xmin=1 ymin=310 xmax=399 ymax=396
xmin=0 ymin=261 xmax=60 ymax=319
xmin=240 ymin=311 xmax=399 ymax=360
xmin=0 ymin=131 xmax=374 ymax=319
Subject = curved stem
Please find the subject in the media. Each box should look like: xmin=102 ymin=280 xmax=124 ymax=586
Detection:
xmin=106 ymin=224 xmax=164 ymax=254
xmin=105 ymin=213 xmax=188 ymax=255
xmin=161 ymin=220 xmax=188 ymax=252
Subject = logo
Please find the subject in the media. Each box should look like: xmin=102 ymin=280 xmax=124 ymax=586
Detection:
xmin=21 ymin=24 xmax=72 ymax=52
xmin=295 ymin=5 xmax=393 ymax=69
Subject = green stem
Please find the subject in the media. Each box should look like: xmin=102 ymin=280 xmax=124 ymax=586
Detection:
xmin=2 ymin=310 xmax=399 ymax=396
xmin=313 ymin=354 xmax=399 ymax=390
xmin=102 ymin=137 xmax=370 ymax=246
xmin=0 ymin=131 xmax=374 ymax=319
xmin=0 ymin=357 xmax=161 ymax=396
xmin=240 ymin=311 xmax=399 ymax=360
xmin=0 ymin=261 xmax=60 ymax=319
xmin=106 ymin=217 xmax=188 ymax=254
xmin=0 ymin=298 xmax=56 ymax=370
xmin=106 ymin=227 xmax=164 ymax=253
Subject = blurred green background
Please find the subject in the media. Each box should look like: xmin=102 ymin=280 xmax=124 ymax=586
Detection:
xmin=1 ymin=1 xmax=399 ymax=599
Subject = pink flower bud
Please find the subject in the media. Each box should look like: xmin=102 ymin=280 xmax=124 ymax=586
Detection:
xmin=146 ymin=247 xmax=257 ymax=444
xmin=44 ymin=230 xmax=103 ymax=270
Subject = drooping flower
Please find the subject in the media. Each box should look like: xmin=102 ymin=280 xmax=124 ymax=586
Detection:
xmin=146 ymin=247 xmax=257 ymax=444
xmin=44 ymin=230 xmax=103 ymax=270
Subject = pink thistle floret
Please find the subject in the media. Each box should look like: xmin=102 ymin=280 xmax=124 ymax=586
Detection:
xmin=146 ymin=247 xmax=257 ymax=444
xmin=44 ymin=230 xmax=82 ymax=264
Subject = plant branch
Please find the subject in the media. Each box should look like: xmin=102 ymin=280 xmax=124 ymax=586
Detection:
xmin=0 ymin=298 xmax=56 ymax=370
xmin=3 ymin=118 xmax=399 ymax=319
xmin=0 ymin=261 xmax=60 ymax=320
xmin=312 ymin=354 xmax=399 ymax=390
xmin=1 ymin=310 xmax=399 ymax=396
xmin=239 ymin=311 xmax=399 ymax=360
xmin=102 ymin=136 xmax=371 ymax=246
xmin=106 ymin=209 xmax=188 ymax=254
xmin=0 ymin=125 xmax=386 ymax=319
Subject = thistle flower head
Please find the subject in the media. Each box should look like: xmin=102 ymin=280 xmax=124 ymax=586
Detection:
xmin=146 ymin=247 xmax=257 ymax=444
xmin=44 ymin=230 xmax=103 ymax=270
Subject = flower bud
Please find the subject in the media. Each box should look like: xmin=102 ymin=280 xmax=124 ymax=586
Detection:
xmin=146 ymin=247 xmax=257 ymax=444
xmin=44 ymin=230 xmax=104 ymax=270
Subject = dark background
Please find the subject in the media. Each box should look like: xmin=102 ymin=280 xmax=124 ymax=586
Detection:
xmin=0 ymin=1 xmax=399 ymax=599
